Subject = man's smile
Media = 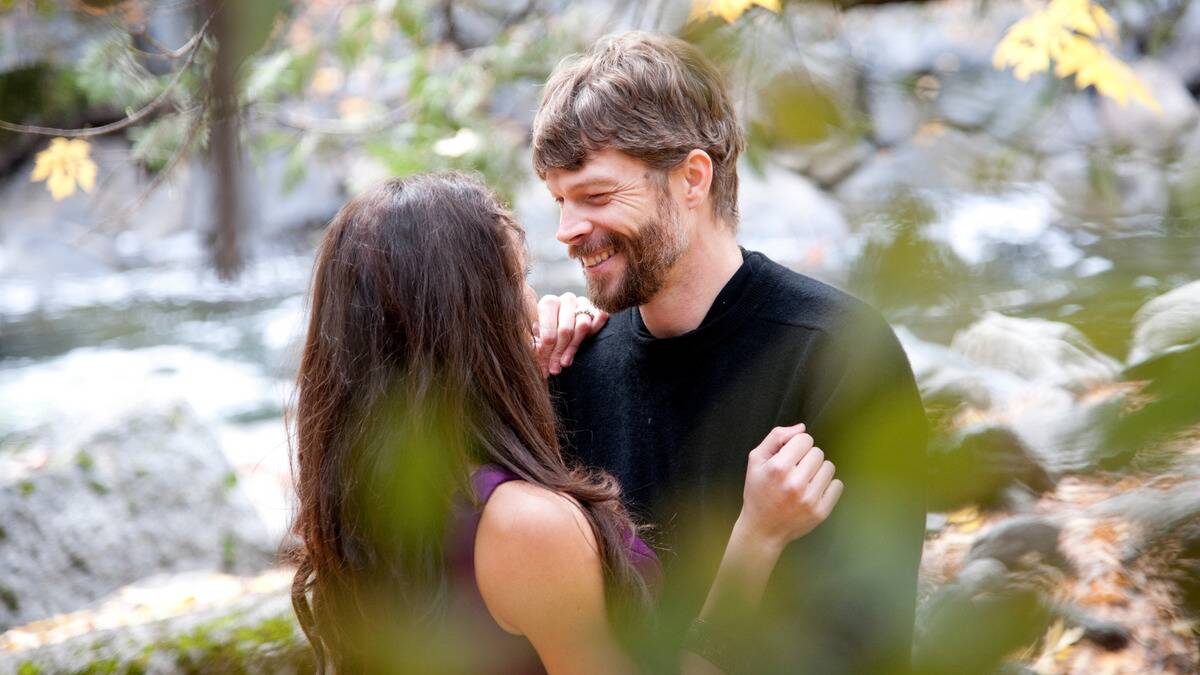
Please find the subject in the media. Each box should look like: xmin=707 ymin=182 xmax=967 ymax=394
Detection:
xmin=581 ymin=248 xmax=616 ymax=269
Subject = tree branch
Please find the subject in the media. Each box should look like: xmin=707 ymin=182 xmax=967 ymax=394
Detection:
xmin=0 ymin=11 xmax=212 ymax=138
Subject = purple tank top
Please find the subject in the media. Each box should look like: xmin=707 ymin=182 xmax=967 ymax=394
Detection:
xmin=445 ymin=464 xmax=661 ymax=674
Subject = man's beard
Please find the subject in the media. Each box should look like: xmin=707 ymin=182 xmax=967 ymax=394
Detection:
xmin=573 ymin=194 xmax=686 ymax=314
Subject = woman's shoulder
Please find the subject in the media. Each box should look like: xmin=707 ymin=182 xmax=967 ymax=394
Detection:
xmin=477 ymin=479 xmax=600 ymax=565
xmin=474 ymin=478 xmax=604 ymax=635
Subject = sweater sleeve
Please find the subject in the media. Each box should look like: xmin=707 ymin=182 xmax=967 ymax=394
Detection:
xmin=763 ymin=305 xmax=929 ymax=674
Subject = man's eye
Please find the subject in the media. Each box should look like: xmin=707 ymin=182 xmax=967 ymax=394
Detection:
xmin=587 ymin=193 xmax=611 ymax=204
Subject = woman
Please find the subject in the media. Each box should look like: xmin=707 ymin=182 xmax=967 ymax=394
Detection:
xmin=289 ymin=172 xmax=842 ymax=674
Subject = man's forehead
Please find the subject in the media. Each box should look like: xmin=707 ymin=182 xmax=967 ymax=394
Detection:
xmin=545 ymin=149 xmax=646 ymax=193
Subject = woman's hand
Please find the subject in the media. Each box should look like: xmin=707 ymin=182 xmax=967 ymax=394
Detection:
xmin=736 ymin=424 xmax=843 ymax=555
xmin=686 ymin=424 xmax=844 ymax=673
xmin=532 ymin=293 xmax=608 ymax=376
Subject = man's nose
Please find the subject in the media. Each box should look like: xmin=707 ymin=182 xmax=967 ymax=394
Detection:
xmin=556 ymin=204 xmax=593 ymax=246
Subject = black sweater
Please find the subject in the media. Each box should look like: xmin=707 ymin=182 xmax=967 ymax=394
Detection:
xmin=551 ymin=250 xmax=928 ymax=674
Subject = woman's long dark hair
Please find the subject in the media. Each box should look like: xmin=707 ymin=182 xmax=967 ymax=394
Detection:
xmin=289 ymin=172 xmax=649 ymax=672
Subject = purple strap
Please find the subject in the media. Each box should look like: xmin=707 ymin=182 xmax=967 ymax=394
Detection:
xmin=470 ymin=464 xmax=661 ymax=589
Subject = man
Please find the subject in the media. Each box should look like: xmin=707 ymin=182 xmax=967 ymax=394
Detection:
xmin=531 ymin=32 xmax=928 ymax=674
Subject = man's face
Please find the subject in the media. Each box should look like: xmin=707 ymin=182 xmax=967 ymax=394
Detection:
xmin=545 ymin=148 xmax=687 ymax=313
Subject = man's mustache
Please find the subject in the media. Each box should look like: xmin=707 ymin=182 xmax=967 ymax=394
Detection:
xmin=568 ymin=234 xmax=623 ymax=260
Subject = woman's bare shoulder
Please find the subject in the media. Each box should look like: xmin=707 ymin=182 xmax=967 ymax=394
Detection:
xmin=474 ymin=479 xmax=603 ymax=635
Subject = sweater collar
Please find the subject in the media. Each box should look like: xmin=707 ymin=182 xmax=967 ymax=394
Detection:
xmin=627 ymin=248 xmax=772 ymax=351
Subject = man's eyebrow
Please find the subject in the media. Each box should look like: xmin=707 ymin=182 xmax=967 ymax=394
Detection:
xmin=565 ymin=176 xmax=620 ymax=192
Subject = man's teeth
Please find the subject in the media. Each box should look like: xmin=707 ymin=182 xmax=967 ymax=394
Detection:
xmin=582 ymin=249 xmax=615 ymax=267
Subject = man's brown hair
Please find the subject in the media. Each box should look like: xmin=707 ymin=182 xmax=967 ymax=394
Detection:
xmin=532 ymin=31 xmax=745 ymax=228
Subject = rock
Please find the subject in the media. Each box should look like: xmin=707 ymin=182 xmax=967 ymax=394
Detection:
xmin=1054 ymin=602 xmax=1131 ymax=651
xmin=864 ymin=79 xmax=922 ymax=147
xmin=775 ymin=134 xmax=875 ymax=189
xmin=490 ymin=78 xmax=543 ymax=129
xmin=914 ymin=556 xmax=1050 ymax=675
xmin=840 ymin=1 xmax=1012 ymax=79
xmin=835 ymin=143 xmax=942 ymax=208
xmin=895 ymin=326 xmax=1010 ymax=411
xmin=734 ymin=163 xmax=851 ymax=280
xmin=928 ymin=424 xmax=1055 ymax=512
xmin=834 ymin=131 xmax=1039 ymax=211
xmin=1007 ymin=96 xmax=1104 ymax=156
xmin=1009 ymin=384 xmax=1129 ymax=474
xmin=0 ymin=576 xmax=306 ymax=675
xmin=965 ymin=516 xmax=1069 ymax=572
xmin=1159 ymin=0 xmax=1200 ymax=93
xmin=1089 ymin=481 xmax=1200 ymax=563
xmin=950 ymin=312 xmax=1121 ymax=391
xmin=0 ymin=407 xmax=274 ymax=630
xmin=954 ymin=557 xmax=1010 ymax=596
xmin=1099 ymin=61 xmax=1199 ymax=158
xmin=1043 ymin=151 xmax=1171 ymax=225
xmin=1128 ymin=280 xmax=1200 ymax=364
xmin=926 ymin=512 xmax=948 ymax=534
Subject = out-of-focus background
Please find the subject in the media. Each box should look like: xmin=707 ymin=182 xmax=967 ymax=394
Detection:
xmin=1 ymin=0 xmax=1198 ymax=672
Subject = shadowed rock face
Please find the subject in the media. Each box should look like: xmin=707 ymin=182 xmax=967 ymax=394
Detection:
xmin=0 ymin=406 xmax=275 ymax=631
xmin=927 ymin=424 xmax=1055 ymax=512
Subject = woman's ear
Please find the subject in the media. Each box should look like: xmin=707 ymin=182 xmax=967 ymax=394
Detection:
xmin=679 ymin=149 xmax=714 ymax=211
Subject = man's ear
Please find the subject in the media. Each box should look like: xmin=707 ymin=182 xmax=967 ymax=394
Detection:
xmin=678 ymin=149 xmax=713 ymax=211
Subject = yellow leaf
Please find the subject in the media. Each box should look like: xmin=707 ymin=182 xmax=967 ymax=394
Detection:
xmin=992 ymin=0 xmax=1161 ymax=113
xmin=690 ymin=0 xmax=781 ymax=23
xmin=29 ymin=137 xmax=99 ymax=201
xmin=946 ymin=505 xmax=979 ymax=524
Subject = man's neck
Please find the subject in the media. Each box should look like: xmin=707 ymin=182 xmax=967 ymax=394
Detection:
xmin=638 ymin=227 xmax=743 ymax=338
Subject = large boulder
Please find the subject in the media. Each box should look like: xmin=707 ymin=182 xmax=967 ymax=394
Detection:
xmin=0 ymin=406 xmax=275 ymax=630
xmin=1128 ymin=280 xmax=1200 ymax=364
xmin=1098 ymin=60 xmax=1199 ymax=158
xmin=950 ymin=312 xmax=1121 ymax=391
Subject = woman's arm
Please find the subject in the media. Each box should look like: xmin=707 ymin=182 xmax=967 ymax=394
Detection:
xmin=683 ymin=424 xmax=843 ymax=674
xmin=475 ymin=425 xmax=840 ymax=675
xmin=475 ymin=480 xmax=637 ymax=674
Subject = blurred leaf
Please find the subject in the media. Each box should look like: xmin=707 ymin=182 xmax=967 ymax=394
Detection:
xmin=129 ymin=112 xmax=197 ymax=173
xmin=30 ymin=137 xmax=97 ymax=200
xmin=992 ymin=0 xmax=1161 ymax=111
xmin=689 ymin=0 xmax=781 ymax=23
xmin=74 ymin=36 xmax=162 ymax=110
xmin=761 ymin=76 xmax=843 ymax=145
xmin=847 ymin=192 xmax=972 ymax=310
xmin=1102 ymin=343 xmax=1200 ymax=469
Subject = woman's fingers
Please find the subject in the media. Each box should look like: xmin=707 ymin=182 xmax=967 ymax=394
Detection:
xmin=548 ymin=293 xmax=578 ymax=374
xmin=559 ymin=302 xmax=595 ymax=368
xmin=791 ymin=446 xmax=825 ymax=486
xmin=536 ymin=294 xmax=562 ymax=376
xmin=748 ymin=424 xmax=806 ymax=464
xmin=768 ymin=432 xmax=814 ymax=470
xmin=807 ymin=460 xmax=836 ymax=500
xmin=818 ymin=479 xmax=844 ymax=516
